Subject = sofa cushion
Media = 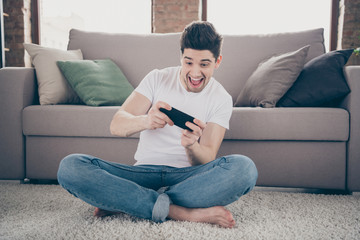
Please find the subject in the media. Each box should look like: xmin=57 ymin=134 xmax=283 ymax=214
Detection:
xmin=277 ymin=49 xmax=353 ymax=107
xmin=225 ymin=107 xmax=349 ymax=141
xmin=234 ymin=45 xmax=310 ymax=108
xmin=24 ymin=43 xmax=83 ymax=105
xmin=22 ymin=105 xmax=138 ymax=138
xmin=67 ymin=28 xmax=325 ymax=102
xmin=57 ymin=59 xmax=134 ymax=106
xmin=23 ymin=106 xmax=348 ymax=141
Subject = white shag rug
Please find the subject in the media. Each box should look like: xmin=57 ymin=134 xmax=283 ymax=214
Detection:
xmin=0 ymin=182 xmax=359 ymax=240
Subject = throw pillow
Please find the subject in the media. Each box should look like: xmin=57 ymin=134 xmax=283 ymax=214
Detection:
xmin=24 ymin=43 xmax=83 ymax=105
xmin=234 ymin=45 xmax=310 ymax=108
xmin=57 ymin=59 xmax=134 ymax=106
xmin=277 ymin=49 xmax=353 ymax=107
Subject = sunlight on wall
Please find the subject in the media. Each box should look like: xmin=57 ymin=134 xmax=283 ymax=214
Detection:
xmin=40 ymin=0 xmax=332 ymax=51
xmin=207 ymin=0 xmax=331 ymax=51
xmin=40 ymin=0 xmax=151 ymax=49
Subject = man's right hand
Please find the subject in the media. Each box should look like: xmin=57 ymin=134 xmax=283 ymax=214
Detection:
xmin=146 ymin=101 xmax=174 ymax=130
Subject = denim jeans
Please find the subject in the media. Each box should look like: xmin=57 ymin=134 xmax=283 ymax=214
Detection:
xmin=57 ymin=154 xmax=258 ymax=222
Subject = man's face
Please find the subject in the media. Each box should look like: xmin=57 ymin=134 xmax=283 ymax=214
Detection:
xmin=180 ymin=48 xmax=222 ymax=93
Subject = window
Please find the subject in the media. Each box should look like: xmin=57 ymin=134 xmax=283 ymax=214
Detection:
xmin=207 ymin=0 xmax=332 ymax=51
xmin=40 ymin=0 xmax=151 ymax=50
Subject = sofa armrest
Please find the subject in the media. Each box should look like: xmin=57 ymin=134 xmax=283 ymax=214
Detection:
xmin=340 ymin=66 xmax=360 ymax=191
xmin=0 ymin=67 xmax=37 ymax=179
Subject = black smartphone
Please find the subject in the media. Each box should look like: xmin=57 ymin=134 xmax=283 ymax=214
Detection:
xmin=160 ymin=107 xmax=196 ymax=131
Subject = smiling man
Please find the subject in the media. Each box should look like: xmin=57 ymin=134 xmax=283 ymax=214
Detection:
xmin=57 ymin=21 xmax=258 ymax=228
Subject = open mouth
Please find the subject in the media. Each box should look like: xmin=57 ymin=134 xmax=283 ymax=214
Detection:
xmin=188 ymin=76 xmax=204 ymax=88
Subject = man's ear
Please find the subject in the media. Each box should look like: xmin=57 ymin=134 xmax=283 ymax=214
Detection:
xmin=215 ymin=55 xmax=222 ymax=69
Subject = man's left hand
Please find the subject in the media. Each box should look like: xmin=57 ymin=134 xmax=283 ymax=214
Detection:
xmin=181 ymin=119 xmax=206 ymax=148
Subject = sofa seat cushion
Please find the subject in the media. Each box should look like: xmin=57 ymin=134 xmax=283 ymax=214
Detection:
xmin=225 ymin=107 xmax=349 ymax=141
xmin=23 ymin=105 xmax=139 ymax=138
xmin=23 ymin=106 xmax=349 ymax=141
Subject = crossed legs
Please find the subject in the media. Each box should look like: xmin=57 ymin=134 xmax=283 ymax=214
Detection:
xmin=57 ymin=154 xmax=257 ymax=228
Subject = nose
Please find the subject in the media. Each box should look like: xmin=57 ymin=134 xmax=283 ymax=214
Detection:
xmin=190 ymin=65 xmax=202 ymax=78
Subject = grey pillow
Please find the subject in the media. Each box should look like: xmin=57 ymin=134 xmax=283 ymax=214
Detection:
xmin=24 ymin=43 xmax=83 ymax=105
xmin=235 ymin=45 xmax=310 ymax=108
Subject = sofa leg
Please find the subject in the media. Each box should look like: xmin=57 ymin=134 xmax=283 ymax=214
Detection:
xmin=21 ymin=178 xmax=31 ymax=184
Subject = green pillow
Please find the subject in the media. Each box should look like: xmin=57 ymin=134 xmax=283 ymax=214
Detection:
xmin=57 ymin=59 xmax=134 ymax=106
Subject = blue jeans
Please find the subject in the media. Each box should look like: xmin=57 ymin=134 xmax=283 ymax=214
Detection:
xmin=57 ymin=154 xmax=258 ymax=222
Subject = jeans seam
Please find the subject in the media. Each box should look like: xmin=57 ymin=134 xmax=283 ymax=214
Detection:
xmin=59 ymin=179 xmax=153 ymax=220
xmin=167 ymin=166 xmax=219 ymax=192
xmin=94 ymin=159 xmax=162 ymax=173
xmin=59 ymin=181 xmax=112 ymax=211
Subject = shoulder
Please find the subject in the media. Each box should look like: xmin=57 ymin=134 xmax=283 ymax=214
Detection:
xmin=209 ymin=79 xmax=233 ymax=103
xmin=147 ymin=66 xmax=179 ymax=77
xmin=143 ymin=66 xmax=180 ymax=83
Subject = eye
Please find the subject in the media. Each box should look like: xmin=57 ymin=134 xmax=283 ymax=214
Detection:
xmin=186 ymin=62 xmax=193 ymax=66
xmin=201 ymin=63 xmax=209 ymax=67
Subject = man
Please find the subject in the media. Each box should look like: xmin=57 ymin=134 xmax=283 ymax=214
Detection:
xmin=57 ymin=21 xmax=258 ymax=228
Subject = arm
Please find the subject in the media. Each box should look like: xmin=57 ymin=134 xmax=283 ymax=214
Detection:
xmin=340 ymin=66 xmax=360 ymax=191
xmin=182 ymin=120 xmax=226 ymax=166
xmin=0 ymin=67 xmax=37 ymax=179
xmin=110 ymin=91 xmax=174 ymax=137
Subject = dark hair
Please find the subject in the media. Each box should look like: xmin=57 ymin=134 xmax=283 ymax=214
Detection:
xmin=180 ymin=21 xmax=223 ymax=60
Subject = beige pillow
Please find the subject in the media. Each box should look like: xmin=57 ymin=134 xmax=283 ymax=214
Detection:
xmin=235 ymin=45 xmax=310 ymax=108
xmin=24 ymin=43 xmax=83 ymax=105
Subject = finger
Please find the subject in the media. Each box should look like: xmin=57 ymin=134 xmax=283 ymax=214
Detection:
xmin=148 ymin=117 xmax=166 ymax=129
xmin=181 ymin=130 xmax=198 ymax=147
xmin=154 ymin=102 xmax=174 ymax=126
xmin=183 ymin=129 xmax=200 ymax=144
xmin=149 ymin=108 xmax=172 ymax=127
xmin=148 ymin=107 xmax=169 ymax=128
xmin=161 ymin=113 xmax=174 ymax=126
xmin=152 ymin=116 xmax=166 ymax=126
xmin=193 ymin=119 xmax=206 ymax=130
xmin=185 ymin=121 xmax=202 ymax=134
xmin=182 ymin=130 xmax=192 ymax=140
xmin=155 ymin=101 xmax=171 ymax=111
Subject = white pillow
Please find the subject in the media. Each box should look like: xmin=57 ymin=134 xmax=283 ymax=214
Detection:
xmin=24 ymin=43 xmax=83 ymax=105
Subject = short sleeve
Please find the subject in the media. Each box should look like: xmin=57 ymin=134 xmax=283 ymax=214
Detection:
xmin=134 ymin=69 xmax=160 ymax=103
xmin=208 ymin=94 xmax=233 ymax=130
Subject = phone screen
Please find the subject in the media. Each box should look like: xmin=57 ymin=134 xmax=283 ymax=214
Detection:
xmin=160 ymin=107 xmax=196 ymax=131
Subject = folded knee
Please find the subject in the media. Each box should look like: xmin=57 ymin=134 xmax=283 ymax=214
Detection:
xmin=57 ymin=154 xmax=92 ymax=183
xmin=221 ymin=154 xmax=258 ymax=189
xmin=59 ymin=154 xmax=85 ymax=170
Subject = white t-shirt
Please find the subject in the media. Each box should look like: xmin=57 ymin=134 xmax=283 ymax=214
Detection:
xmin=134 ymin=66 xmax=233 ymax=168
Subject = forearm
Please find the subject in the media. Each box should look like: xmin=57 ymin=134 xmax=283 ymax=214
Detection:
xmin=186 ymin=142 xmax=216 ymax=166
xmin=110 ymin=109 xmax=148 ymax=137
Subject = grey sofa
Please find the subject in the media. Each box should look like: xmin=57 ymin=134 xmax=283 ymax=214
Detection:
xmin=1 ymin=28 xmax=359 ymax=192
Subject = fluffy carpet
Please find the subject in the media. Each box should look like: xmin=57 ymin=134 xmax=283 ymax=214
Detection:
xmin=0 ymin=182 xmax=359 ymax=240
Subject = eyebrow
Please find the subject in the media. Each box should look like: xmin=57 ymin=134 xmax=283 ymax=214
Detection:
xmin=184 ymin=56 xmax=213 ymax=63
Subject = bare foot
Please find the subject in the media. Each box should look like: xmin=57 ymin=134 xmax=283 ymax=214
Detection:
xmin=93 ymin=207 xmax=119 ymax=217
xmin=168 ymin=205 xmax=236 ymax=228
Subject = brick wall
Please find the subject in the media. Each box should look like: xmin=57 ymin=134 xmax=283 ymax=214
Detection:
xmin=152 ymin=0 xmax=200 ymax=33
xmin=23 ymin=0 xmax=32 ymax=67
xmin=3 ymin=0 xmax=32 ymax=67
xmin=339 ymin=0 xmax=360 ymax=65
